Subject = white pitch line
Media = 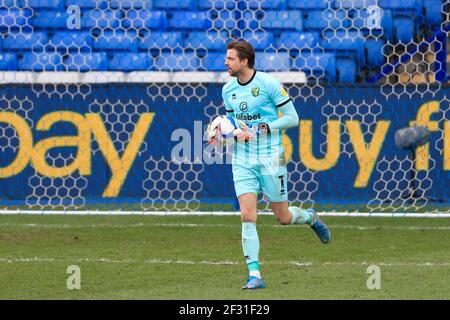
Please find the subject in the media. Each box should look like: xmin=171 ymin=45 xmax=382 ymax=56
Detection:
xmin=1 ymin=222 xmax=450 ymax=231
xmin=1 ymin=257 xmax=450 ymax=267
xmin=1 ymin=210 xmax=449 ymax=218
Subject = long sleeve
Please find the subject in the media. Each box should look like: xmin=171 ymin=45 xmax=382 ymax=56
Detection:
xmin=267 ymin=100 xmax=299 ymax=131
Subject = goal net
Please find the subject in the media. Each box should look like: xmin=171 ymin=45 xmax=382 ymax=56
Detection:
xmin=0 ymin=0 xmax=448 ymax=214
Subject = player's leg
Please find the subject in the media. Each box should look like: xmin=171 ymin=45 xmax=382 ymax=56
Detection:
xmin=261 ymin=165 xmax=331 ymax=243
xmin=233 ymin=164 xmax=266 ymax=290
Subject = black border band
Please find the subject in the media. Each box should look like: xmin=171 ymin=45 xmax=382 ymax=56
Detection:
xmin=276 ymin=98 xmax=292 ymax=108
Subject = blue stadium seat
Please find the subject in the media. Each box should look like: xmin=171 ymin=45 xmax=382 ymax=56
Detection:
xmin=109 ymin=52 xmax=152 ymax=71
xmin=352 ymin=8 xmax=393 ymax=40
xmin=153 ymin=0 xmax=195 ymax=10
xmin=276 ymin=32 xmax=320 ymax=49
xmin=32 ymin=11 xmax=67 ymax=28
xmin=423 ymin=0 xmax=443 ymax=26
xmin=50 ymin=31 xmax=93 ymax=50
xmin=65 ymin=52 xmax=108 ymax=71
xmin=248 ymin=0 xmax=287 ymax=9
xmin=198 ymin=0 xmax=235 ymax=9
xmin=379 ymin=0 xmax=418 ymax=10
xmin=243 ymin=31 xmax=275 ymax=50
xmin=122 ymin=10 xmax=167 ymax=29
xmin=65 ymin=0 xmax=101 ymax=8
xmin=0 ymin=9 xmax=31 ymax=28
xmin=365 ymin=38 xmax=385 ymax=66
xmin=93 ymin=31 xmax=138 ymax=51
xmin=287 ymin=0 xmax=327 ymax=9
xmin=336 ymin=58 xmax=356 ymax=83
xmin=320 ymin=31 xmax=365 ymax=65
xmin=18 ymin=52 xmax=63 ymax=71
xmin=254 ymin=52 xmax=291 ymax=71
xmin=304 ymin=10 xmax=350 ymax=30
xmin=154 ymin=52 xmax=199 ymax=71
xmin=169 ymin=11 xmax=211 ymax=29
xmin=26 ymin=0 xmax=64 ymax=9
xmin=200 ymin=52 xmax=224 ymax=71
xmin=393 ymin=16 xmax=415 ymax=42
xmin=334 ymin=0 xmax=378 ymax=9
xmin=0 ymin=0 xmax=17 ymax=6
xmin=292 ymin=52 xmax=336 ymax=82
xmin=261 ymin=10 xmax=303 ymax=30
xmin=2 ymin=31 xmax=48 ymax=50
xmin=209 ymin=9 xmax=236 ymax=29
xmin=82 ymin=9 xmax=122 ymax=29
xmin=185 ymin=31 xmax=228 ymax=51
xmin=0 ymin=53 xmax=17 ymax=70
xmin=139 ymin=31 xmax=183 ymax=50
xmin=110 ymin=0 xmax=153 ymax=9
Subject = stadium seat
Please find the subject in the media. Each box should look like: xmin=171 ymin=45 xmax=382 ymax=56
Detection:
xmin=320 ymin=31 xmax=365 ymax=65
xmin=139 ymin=31 xmax=183 ymax=50
xmin=185 ymin=31 xmax=229 ymax=51
xmin=2 ymin=31 xmax=48 ymax=50
xmin=198 ymin=0 xmax=235 ymax=10
xmin=292 ymin=52 xmax=336 ymax=82
xmin=243 ymin=31 xmax=275 ymax=50
xmin=153 ymin=0 xmax=195 ymax=10
xmin=18 ymin=52 xmax=63 ymax=71
xmin=200 ymin=52 xmax=224 ymax=71
xmin=276 ymin=31 xmax=320 ymax=49
xmin=0 ymin=9 xmax=31 ymax=28
xmin=93 ymin=31 xmax=138 ymax=51
xmin=365 ymin=39 xmax=385 ymax=66
xmin=32 ymin=11 xmax=68 ymax=28
xmin=336 ymin=58 xmax=356 ymax=83
xmin=248 ymin=0 xmax=287 ymax=9
xmin=254 ymin=52 xmax=291 ymax=71
xmin=26 ymin=0 xmax=64 ymax=9
xmin=351 ymin=8 xmax=393 ymax=40
xmin=82 ymin=9 xmax=122 ymax=29
xmin=65 ymin=0 xmax=101 ymax=8
xmin=0 ymin=53 xmax=17 ymax=70
xmin=209 ymin=9 xmax=236 ymax=30
xmin=50 ymin=31 xmax=93 ymax=50
xmin=423 ymin=0 xmax=443 ymax=27
xmin=0 ymin=0 xmax=17 ymax=6
xmin=304 ymin=10 xmax=350 ymax=30
xmin=110 ymin=0 xmax=153 ymax=9
xmin=109 ymin=52 xmax=152 ymax=71
xmin=393 ymin=16 xmax=415 ymax=42
xmin=261 ymin=10 xmax=303 ymax=30
xmin=65 ymin=52 xmax=108 ymax=71
xmin=287 ymin=0 xmax=327 ymax=9
xmin=168 ymin=11 xmax=211 ymax=30
xmin=154 ymin=52 xmax=199 ymax=71
xmin=379 ymin=0 xmax=418 ymax=10
xmin=334 ymin=0 xmax=378 ymax=9
xmin=122 ymin=10 xmax=167 ymax=29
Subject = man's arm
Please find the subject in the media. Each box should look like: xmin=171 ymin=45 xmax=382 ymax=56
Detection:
xmin=267 ymin=99 xmax=299 ymax=131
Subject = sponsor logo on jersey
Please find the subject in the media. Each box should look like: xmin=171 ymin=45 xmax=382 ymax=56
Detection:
xmin=251 ymin=87 xmax=260 ymax=97
xmin=235 ymin=113 xmax=261 ymax=121
xmin=232 ymin=93 xmax=236 ymax=99
xmin=239 ymin=101 xmax=248 ymax=112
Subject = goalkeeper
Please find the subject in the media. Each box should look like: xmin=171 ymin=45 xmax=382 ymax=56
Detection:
xmin=208 ymin=40 xmax=331 ymax=290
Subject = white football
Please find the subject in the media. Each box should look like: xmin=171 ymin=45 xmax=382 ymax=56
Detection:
xmin=216 ymin=116 xmax=237 ymax=145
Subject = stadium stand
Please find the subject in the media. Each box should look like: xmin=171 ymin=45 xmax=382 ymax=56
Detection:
xmin=0 ymin=0 xmax=445 ymax=83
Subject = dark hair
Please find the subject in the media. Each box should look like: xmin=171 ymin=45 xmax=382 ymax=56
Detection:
xmin=226 ymin=40 xmax=255 ymax=69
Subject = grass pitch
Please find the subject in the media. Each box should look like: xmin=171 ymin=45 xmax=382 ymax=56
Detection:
xmin=0 ymin=214 xmax=450 ymax=299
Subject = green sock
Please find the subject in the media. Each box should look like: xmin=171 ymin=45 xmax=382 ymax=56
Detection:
xmin=289 ymin=206 xmax=313 ymax=225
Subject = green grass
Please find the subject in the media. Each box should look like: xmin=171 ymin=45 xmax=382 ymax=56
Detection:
xmin=1 ymin=214 xmax=450 ymax=299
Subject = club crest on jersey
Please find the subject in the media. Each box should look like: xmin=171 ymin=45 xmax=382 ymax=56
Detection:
xmin=251 ymin=87 xmax=260 ymax=97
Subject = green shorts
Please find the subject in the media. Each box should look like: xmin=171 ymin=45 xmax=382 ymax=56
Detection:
xmin=232 ymin=154 xmax=288 ymax=202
